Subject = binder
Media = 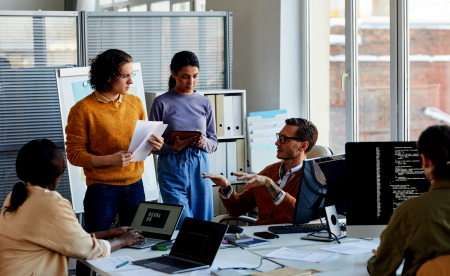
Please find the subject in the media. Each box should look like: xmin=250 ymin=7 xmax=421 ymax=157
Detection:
xmin=223 ymin=96 xmax=234 ymax=136
xmin=226 ymin=141 xmax=237 ymax=182
xmin=205 ymin=94 xmax=216 ymax=132
xmin=232 ymin=95 xmax=243 ymax=135
xmin=212 ymin=186 xmax=220 ymax=216
xmin=215 ymin=94 xmax=225 ymax=137
xmin=236 ymin=139 xmax=245 ymax=173
xmin=210 ymin=142 xmax=227 ymax=177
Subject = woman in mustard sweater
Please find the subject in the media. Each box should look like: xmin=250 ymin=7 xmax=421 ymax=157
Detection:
xmin=65 ymin=49 xmax=163 ymax=234
xmin=0 ymin=139 xmax=145 ymax=276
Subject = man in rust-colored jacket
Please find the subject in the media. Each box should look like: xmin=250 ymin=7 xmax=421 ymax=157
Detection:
xmin=203 ymin=118 xmax=318 ymax=225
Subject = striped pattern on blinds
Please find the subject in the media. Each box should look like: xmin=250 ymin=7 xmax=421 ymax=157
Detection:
xmin=85 ymin=16 xmax=226 ymax=91
xmin=0 ymin=16 xmax=78 ymax=204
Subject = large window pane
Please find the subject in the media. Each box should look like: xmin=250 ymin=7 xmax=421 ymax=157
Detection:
xmin=151 ymin=1 xmax=170 ymax=11
xmin=358 ymin=0 xmax=390 ymax=142
xmin=173 ymin=1 xmax=190 ymax=11
xmin=409 ymin=1 xmax=450 ymax=139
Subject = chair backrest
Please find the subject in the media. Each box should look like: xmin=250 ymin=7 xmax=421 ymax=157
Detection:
xmin=417 ymin=255 xmax=450 ymax=276
xmin=306 ymin=144 xmax=333 ymax=159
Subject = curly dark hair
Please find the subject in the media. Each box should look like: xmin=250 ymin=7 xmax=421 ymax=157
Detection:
xmin=285 ymin=118 xmax=318 ymax=153
xmin=89 ymin=49 xmax=133 ymax=93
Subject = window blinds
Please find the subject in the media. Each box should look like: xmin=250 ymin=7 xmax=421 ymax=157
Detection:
xmin=0 ymin=15 xmax=78 ymax=204
xmin=85 ymin=14 xmax=228 ymax=91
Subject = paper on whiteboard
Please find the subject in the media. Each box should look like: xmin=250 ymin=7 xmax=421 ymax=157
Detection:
xmin=128 ymin=120 xmax=167 ymax=162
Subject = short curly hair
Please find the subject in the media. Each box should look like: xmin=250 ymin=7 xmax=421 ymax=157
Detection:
xmin=89 ymin=49 xmax=133 ymax=93
xmin=285 ymin=118 xmax=318 ymax=153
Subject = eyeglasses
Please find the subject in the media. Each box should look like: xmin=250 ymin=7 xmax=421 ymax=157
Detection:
xmin=120 ymin=72 xmax=136 ymax=81
xmin=276 ymin=133 xmax=302 ymax=144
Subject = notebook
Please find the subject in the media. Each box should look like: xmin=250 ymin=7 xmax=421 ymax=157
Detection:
xmin=128 ymin=201 xmax=184 ymax=249
xmin=226 ymin=238 xmax=271 ymax=248
xmin=133 ymin=217 xmax=228 ymax=274
xmin=223 ymin=233 xmax=253 ymax=243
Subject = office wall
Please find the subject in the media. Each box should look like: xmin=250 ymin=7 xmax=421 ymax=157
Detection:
xmin=0 ymin=0 xmax=64 ymax=11
xmin=310 ymin=0 xmax=330 ymax=148
xmin=206 ymin=0 xmax=303 ymax=118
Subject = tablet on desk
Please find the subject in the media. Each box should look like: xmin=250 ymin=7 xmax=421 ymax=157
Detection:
xmin=168 ymin=130 xmax=202 ymax=144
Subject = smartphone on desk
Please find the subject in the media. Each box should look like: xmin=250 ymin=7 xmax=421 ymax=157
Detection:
xmin=253 ymin=231 xmax=279 ymax=239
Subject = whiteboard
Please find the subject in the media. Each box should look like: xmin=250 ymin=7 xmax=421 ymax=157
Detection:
xmin=56 ymin=63 xmax=159 ymax=214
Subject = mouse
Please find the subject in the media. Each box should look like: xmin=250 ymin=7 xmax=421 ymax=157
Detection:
xmin=226 ymin=225 xmax=243 ymax=234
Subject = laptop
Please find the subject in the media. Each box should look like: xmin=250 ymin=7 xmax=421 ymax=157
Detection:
xmin=128 ymin=201 xmax=184 ymax=249
xmin=133 ymin=217 xmax=229 ymax=274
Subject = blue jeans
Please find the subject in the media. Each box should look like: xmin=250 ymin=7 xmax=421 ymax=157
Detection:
xmin=158 ymin=147 xmax=213 ymax=230
xmin=83 ymin=179 xmax=145 ymax=232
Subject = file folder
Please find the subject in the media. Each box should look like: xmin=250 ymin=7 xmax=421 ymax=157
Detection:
xmin=232 ymin=95 xmax=243 ymax=135
xmin=226 ymin=141 xmax=237 ymax=182
xmin=215 ymin=94 xmax=225 ymax=137
xmin=247 ymin=113 xmax=289 ymax=127
xmin=205 ymin=94 xmax=216 ymax=132
xmin=249 ymin=109 xmax=287 ymax=118
xmin=236 ymin=139 xmax=246 ymax=173
xmin=210 ymin=142 xmax=227 ymax=177
xmin=250 ymin=144 xmax=279 ymax=173
xmin=223 ymin=96 xmax=234 ymax=136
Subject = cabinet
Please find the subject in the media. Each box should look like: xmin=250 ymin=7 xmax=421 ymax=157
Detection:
xmin=145 ymin=89 xmax=248 ymax=217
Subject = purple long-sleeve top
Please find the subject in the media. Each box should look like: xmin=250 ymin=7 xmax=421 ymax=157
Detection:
xmin=149 ymin=90 xmax=218 ymax=155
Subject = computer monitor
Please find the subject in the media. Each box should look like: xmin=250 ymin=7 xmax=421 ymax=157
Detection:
xmin=346 ymin=142 xmax=430 ymax=238
xmin=292 ymin=154 xmax=346 ymax=225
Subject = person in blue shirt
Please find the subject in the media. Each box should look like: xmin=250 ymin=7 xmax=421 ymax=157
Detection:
xmin=149 ymin=51 xmax=217 ymax=228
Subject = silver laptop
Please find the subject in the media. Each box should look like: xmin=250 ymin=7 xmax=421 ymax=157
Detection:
xmin=128 ymin=201 xmax=184 ymax=249
xmin=133 ymin=217 xmax=228 ymax=274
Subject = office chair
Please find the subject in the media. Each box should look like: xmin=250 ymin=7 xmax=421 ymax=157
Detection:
xmin=416 ymin=255 xmax=450 ymax=276
xmin=212 ymin=145 xmax=333 ymax=225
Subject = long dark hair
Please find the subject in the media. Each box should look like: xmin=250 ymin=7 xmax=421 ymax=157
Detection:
xmin=417 ymin=124 xmax=450 ymax=180
xmin=2 ymin=139 xmax=66 ymax=215
xmin=168 ymin=51 xmax=200 ymax=90
xmin=89 ymin=49 xmax=133 ymax=93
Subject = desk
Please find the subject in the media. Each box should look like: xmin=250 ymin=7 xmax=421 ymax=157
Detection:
xmin=82 ymin=225 xmax=377 ymax=276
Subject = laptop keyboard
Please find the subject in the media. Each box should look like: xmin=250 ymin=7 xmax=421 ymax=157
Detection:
xmin=136 ymin=256 xmax=200 ymax=270
xmin=132 ymin=240 xmax=161 ymax=247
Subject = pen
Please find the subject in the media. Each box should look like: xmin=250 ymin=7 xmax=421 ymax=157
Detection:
xmin=116 ymin=260 xmax=129 ymax=268
xmin=235 ymin=233 xmax=240 ymax=239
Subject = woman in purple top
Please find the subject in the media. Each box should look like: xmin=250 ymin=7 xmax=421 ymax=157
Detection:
xmin=149 ymin=51 xmax=217 ymax=228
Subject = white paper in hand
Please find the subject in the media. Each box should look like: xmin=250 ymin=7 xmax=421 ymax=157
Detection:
xmin=128 ymin=120 xmax=167 ymax=162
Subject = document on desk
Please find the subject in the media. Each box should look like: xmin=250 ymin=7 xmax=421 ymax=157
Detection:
xmin=128 ymin=120 xmax=167 ymax=162
xmin=265 ymin=247 xmax=337 ymax=263
xmin=86 ymin=256 xmax=141 ymax=272
xmin=319 ymin=240 xmax=380 ymax=255
xmin=116 ymin=268 xmax=183 ymax=276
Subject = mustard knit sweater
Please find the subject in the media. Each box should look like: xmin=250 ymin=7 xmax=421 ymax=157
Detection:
xmin=65 ymin=92 xmax=145 ymax=186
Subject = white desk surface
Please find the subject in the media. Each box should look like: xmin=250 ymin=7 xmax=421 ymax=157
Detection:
xmin=82 ymin=224 xmax=378 ymax=276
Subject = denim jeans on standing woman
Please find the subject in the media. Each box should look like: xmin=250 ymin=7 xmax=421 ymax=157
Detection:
xmin=76 ymin=179 xmax=145 ymax=276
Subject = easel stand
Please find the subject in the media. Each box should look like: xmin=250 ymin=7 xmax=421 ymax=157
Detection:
xmin=300 ymin=205 xmax=347 ymax=242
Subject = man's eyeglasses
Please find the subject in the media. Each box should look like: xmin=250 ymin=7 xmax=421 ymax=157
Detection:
xmin=276 ymin=133 xmax=302 ymax=144
xmin=120 ymin=72 xmax=136 ymax=81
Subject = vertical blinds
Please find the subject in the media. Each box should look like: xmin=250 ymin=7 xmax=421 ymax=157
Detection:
xmin=85 ymin=15 xmax=226 ymax=91
xmin=0 ymin=16 xmax=78 ymax=204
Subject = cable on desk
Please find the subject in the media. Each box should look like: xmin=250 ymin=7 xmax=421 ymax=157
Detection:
xmin=217 ymin=257 xmax=285 ymax=272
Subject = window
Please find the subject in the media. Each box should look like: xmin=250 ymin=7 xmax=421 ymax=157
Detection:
xmin=151 ymin=1 xmax=170 ymax=11
xmin=172 ymin=1 xmax=190 ymax=11
xmin=130 ymin=4 xmax=148 ymax=11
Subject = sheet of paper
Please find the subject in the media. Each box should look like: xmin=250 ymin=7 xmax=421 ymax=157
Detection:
xmin=128 ymin=121 xmax=167 ymax=162
xmin=115 ymin=268 xmax=183 ymax=276
xmin=189 ymin=259 xmax=248 ymax=276
xmin=265 ymin=247 xmax=337 ymax=263
xmin=320 ymin=240 xmax=380 ymax=255
xmin=86 ymin=256 xmax=141 ymax=272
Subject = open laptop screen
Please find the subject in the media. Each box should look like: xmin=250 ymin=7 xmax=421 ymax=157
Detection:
xmin=131 ymin=202 xmax=183 ymax=240
xmin=170 ymin=218 xmax=228 ymax=266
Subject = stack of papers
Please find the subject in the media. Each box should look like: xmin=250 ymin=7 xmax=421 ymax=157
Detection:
xmin=265 ymin=247 xmax=337 ymax=263
xmin=320 ymin=240 xmax=379 ymax=255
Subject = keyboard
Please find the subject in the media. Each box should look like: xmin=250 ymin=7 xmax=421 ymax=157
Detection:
xmin=134 ymin=256 xmax=200 ymax=270
xmin=268 ymin=222 xmax=346 ymax=234
xmin=129 ymin=239 xmax=163 ymax=249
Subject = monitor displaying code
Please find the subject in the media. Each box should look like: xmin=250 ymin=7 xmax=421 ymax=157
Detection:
xmin=346 ymin=142 xmax=430 ymax=226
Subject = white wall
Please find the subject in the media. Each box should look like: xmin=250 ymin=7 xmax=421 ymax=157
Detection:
xmin=309 ymin=0 xmax=330 ymax=148
xmin=207 ymin=0 xmax=282 ymax=116
xmin=0 ymin=0 xmax=64 ymax=11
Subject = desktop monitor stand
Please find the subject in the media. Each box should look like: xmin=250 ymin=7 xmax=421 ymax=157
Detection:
xmin=300 ymin=205 xmax=347 ymax=242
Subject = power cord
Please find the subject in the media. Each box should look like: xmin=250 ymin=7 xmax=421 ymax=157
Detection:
xmin=218 ymin=257 xmax=285 ymax=272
